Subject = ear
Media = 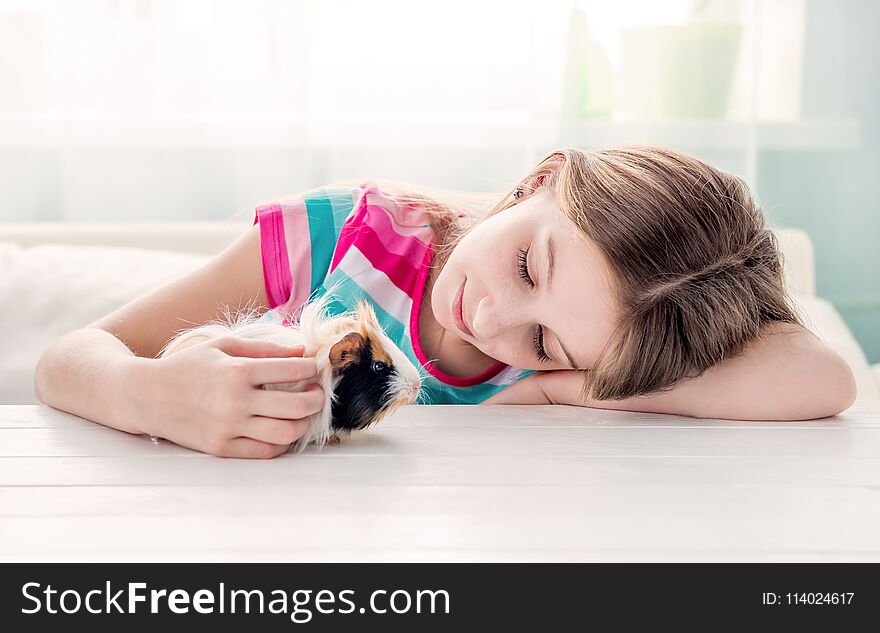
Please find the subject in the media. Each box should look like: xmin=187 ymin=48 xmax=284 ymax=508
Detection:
xmin=329 ymin=332 xmax=366 ymax=368
xmin=517 ymin=152 xmax=564 ymax=198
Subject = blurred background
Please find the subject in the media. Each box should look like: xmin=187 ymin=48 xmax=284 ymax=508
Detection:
xmin=0 ymin=0 xmax=877 ymax=365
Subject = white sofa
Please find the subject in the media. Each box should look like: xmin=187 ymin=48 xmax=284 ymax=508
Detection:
xmin=1 ymin=222 xmax=878 ymax=405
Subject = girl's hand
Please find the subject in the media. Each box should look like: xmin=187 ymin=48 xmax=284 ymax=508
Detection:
xmin=133 ymin=336 xmax=325 ymax=458
xmin=481 ymin=370 xmax=591 ymax=406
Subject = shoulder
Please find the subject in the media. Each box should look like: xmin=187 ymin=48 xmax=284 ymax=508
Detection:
xmin=299 ymin=183 xmax=364 ymax=234
xmin=332 ymin=181 xmax=436 ymax=252
xmin=359 ymin=182 xmax=435 ymax=231
xmin=255 ymin=183 xmax=361 ymax=231
xmin=281 ymin=181 xmax=433 ymax=232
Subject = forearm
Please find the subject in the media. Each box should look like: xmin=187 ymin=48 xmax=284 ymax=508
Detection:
xmin=483 ymin=324 xmax=858 ymax=420
xmin=585 ymin=327 xmax=858 ymax=421
xmin=34 ymin=328 xmax=155 ymax=435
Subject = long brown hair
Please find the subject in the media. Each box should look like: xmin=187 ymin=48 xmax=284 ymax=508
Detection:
xmin=238 ymin=146 xmax=808 ymax=402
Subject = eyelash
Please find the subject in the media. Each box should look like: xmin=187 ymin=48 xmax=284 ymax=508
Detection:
xmin=517 ymin=246 xmax=552 ymax=365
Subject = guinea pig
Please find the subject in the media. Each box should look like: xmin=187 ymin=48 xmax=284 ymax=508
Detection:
xmin=158 ymin=290 xmax=425 ymax=452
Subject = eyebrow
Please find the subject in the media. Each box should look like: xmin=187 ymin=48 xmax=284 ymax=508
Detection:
xmin=545 ymin=234 xmax=578 ymax=370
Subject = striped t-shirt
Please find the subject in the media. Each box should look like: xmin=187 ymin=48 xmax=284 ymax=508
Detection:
xmin=252 ymin=181 xmax=538 ymax=404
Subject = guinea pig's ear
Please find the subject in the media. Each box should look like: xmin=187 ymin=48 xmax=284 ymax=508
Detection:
xmin=329 ymin=331 xmax=366 ymax=369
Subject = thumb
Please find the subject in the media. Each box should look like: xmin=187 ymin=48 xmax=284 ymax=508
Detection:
xmin=214 ymin=335 xmax=305 ymax=358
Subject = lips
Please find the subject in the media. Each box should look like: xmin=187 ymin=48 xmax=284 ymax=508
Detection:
xmin=453 ymin=279 xmax=473 ymax=337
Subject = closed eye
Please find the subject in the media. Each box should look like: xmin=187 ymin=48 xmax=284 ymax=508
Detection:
xmin=517 ymin=246 xmax=552 ymax=364
xmin=516 ymin=246 xmax=534 ymax=287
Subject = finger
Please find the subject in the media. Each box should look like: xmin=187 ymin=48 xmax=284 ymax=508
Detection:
xmin=215 ymin=336 xmax=305 ymax=359
xmin=235 ymin=416 xmax=311 ymax=445
xmin=247 ymin=357 xmax=318 ymax=386
xmin=215 ymin=437 xmax=291 ymax=459
xmin=481 ymin=370 xmax=589 ymax=406
xmin=251 ymin=383 xmax=325 ymax=420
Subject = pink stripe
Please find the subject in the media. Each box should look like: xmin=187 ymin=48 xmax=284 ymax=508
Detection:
xmin=331 ymin=190 xmax=431 ymax=274
xmin=254 ymin=204 xmax=291 ymax=310
xmin=367 ymin=203 xmax=432 ymax=265
xmin=332 ymin=203 xmax=431 ymax=280
xmin=362 ymin=181 xmax=433 ymax=237
xmin=355 ymin=223 xmax=430 ymax=295
xmin=330 ymin=202 xmax=363 ymax=273
xmin=277 ymin=199 xmax=313 ymax=320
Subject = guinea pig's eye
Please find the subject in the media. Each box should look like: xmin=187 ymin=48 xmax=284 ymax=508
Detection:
xmin=371 ymin=361 xmax=388 ymax=374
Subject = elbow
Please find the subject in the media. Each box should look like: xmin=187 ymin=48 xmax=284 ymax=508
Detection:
xmin=33 ymin=353 xmax=48 ymax=404
xmin=33 ymin=372 xmax=48 ymax=405
xmin=807 ymin=354 xmax=859 ymax=420
xmin=830 ymin=361 xmax=859 ymax=416
xmin=32 ymin=342 xmax=62 ymax=406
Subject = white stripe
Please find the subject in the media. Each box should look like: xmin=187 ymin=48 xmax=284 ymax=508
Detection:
xmin=337 ymin=246 xmax=414 ymax=329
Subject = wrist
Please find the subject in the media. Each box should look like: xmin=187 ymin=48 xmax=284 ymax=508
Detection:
xmin=116 ymin=355 xmax=161 ymax=436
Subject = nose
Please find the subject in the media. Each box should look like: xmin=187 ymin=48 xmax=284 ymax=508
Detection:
xmin=471 ymin=295 xmax=523 ymax=339
xmin=407 ymin=383 xmax=421 ymax=402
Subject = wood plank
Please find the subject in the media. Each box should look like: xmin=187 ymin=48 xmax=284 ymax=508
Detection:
xmin=1 ymin=515 xmax=878 ymax=560
xmin=2 ymin=484 xmax=879 ymax=519
xmin=3 ymin=403 xmax=879 ymax=561
xmin=4 ymin=549 xmax=877 ymax=563
xmin=2 ymin=425 xmax=879 ymax=458
xmin=2 ymin=454 xmax=880 ymax=487
xmin=3 ymin=403 xmax=879 ymax=429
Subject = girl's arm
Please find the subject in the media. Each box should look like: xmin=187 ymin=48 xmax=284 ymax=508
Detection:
xmin=34 ymin=223 xmax=324 ymax=458
xmin=481 ymin=322 xmax=858 ymax=421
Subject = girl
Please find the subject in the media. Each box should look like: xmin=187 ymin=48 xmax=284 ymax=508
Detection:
xmin=33 ymin=146 xmax=857 ymax=459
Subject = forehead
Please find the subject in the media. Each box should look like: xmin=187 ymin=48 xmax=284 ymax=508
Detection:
xmin=361 ymin=327 xmax=392 ymax=365
xmin=361 ymin=320 xmax=421 ymax=378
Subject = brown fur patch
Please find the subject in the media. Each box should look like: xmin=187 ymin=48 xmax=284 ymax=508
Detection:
xmin=355 ymin=300 xmax=392 ymax=366
xmin=360 ymin=326 xmax=392 ymax=366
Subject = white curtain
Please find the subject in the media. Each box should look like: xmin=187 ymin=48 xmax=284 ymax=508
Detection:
xmin=0 ymin=0 xmax=809 ymax=222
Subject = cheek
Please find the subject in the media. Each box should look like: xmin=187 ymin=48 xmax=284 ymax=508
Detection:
xmin=476 ymin=336 xmax=534 ymax=370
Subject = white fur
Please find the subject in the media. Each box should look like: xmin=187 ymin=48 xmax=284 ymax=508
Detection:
xmin=158 ymin=287 xmax=424 ymax=452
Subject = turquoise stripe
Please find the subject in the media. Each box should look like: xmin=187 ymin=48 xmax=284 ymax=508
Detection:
xmin=327 ymin=188 xmax=357 ymax=236
xmin=304 ymin=187 xmax=358 ymax=297
xmin=304 ymin=194 xmax=336 ymax=295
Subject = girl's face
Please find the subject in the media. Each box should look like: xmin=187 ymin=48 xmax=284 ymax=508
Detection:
xmin=430 ymin=189 xmax=619 ymax=372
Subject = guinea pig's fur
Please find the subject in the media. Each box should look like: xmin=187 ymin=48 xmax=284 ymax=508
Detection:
xmin=158 ymin=291 xmax=425 ymax=452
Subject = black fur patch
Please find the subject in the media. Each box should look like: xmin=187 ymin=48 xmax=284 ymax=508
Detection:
xmin=330 ymin=338 xmax=397 ymax=431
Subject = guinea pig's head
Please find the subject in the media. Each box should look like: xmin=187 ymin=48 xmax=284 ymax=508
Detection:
xmin=327 ymin=299 xmax=424 ymax=432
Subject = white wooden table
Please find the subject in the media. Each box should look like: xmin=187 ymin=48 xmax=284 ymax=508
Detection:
xmin=2 ymin=403 xmax=880 ymax=562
